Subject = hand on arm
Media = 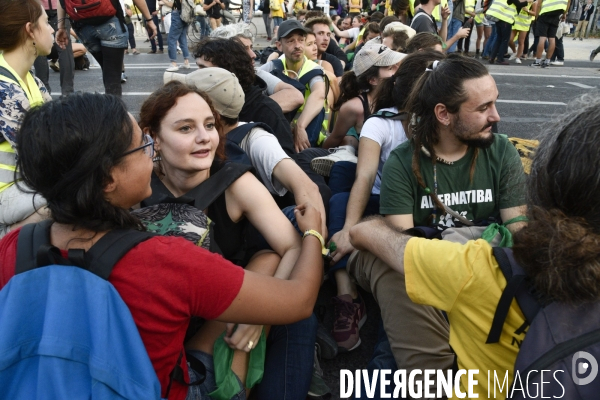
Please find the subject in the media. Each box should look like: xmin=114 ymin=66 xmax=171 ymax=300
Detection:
xmin=224 ymin=323 xmax=264 ymax=352
xmin=216 ymin=203 xmax=323 ymax=325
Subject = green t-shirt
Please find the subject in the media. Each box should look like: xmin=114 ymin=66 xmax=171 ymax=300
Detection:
xmin=380 ymin=134 xmax=526 ymax=228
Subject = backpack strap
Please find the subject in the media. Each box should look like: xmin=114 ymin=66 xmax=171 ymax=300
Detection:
xmin=487 ymin=247 xmax=542 ymax=344
xmin=272 ymin=59 xmax=285 ymax=73
xmin=298 ymin=68 xmax=324 ymax=88
xmin=0 ymin=66 xmax=19 ymax=85
xmin=358 ymin=94 xmax=371 ymax=120
xmin=365 ymin=110 xmax=408 ymax=122
xmin=187 ymin=163 xmax=251 ymax=211
xmin=227 ymin=122 xmax=275 ymax=146
xmin=15 ymin=219 xmax=54 ymax=274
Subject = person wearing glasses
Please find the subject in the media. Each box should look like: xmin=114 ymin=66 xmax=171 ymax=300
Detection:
xmin=0 ymin=92 xmax=324 ymax=400
xmin=0 ymin=0 xmax=55 ymax=238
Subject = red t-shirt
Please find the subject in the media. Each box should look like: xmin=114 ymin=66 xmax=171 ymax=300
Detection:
xmin=0 ymin=229 xmax=245 ymax=400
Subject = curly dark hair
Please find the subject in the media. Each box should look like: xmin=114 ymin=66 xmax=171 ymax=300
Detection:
xmin=193 ymin=38 xmax=256 ymax=92
xmin=16 ymin=93 xmax=145 ymax=232
xmin=513 ymin=94 xmax=600 ymax=304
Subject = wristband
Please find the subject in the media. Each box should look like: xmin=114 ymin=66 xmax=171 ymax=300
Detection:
xmin=146 ymin=17 xmax=153 ymax=22
xmin=303 ymin=229 xmax=328 ymax=256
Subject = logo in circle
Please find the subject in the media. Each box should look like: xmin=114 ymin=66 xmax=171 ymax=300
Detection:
xmin=572 ymin=351 xmax=598 ymax=386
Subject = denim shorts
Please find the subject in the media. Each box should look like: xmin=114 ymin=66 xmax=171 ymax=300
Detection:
xmin=185 ymin=349 xmax=246 ymax=400
xmin=73 ymin=16 xmax=129 ymax=53
xmin=273 ymin=16 xmax=283 ymax=27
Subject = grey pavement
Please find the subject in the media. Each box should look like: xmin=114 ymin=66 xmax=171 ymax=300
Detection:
xmin=42 ymin=19 xmax=600 ymax=400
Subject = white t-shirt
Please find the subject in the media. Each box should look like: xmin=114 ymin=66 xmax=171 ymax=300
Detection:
xmin=255 ymin=69 xmax=280 ymax=96
xmin=347 ymin=27 xmax=361 ymax=42
xmin=359 ymin=107 xmax=408 ymax=195
xmin=237 ymin=122 xmax=291 ymax=196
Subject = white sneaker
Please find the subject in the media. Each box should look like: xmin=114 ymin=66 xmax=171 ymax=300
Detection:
xmin=310 ymin=145 xmax=357 ymax=177
xmin=166 ymin=64 xmax=179 ymax=72
xmin=509 ymin=54 xmax=517 ymax=61
xmin=515 ymin=57 xmax=522 ymax=64
xmin=550 ymin=60 xmax=564 ymax=66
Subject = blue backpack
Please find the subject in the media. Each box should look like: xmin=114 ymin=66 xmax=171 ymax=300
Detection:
xmin=488 ymin=248 xmax=600 ymax=399
xmin=0 ymin=221 xmax=162 ymax=399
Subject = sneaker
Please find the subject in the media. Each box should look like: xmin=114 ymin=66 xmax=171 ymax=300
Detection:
xmin=316 ymin=323 xmax=338 ymax=360
xmin=550 ymin=60 xmax=564 ymax=66
xmin=310 ymin=145 xmax=357 ymax=177
xmin=158 ymin=49 xmax=164 ymax=54
xmin=591 ymin=50 xmax=597 ymax=62
xmin=541 ymin=60 xmax=550 ymax=68
xmin=183 ymin=61 xmax=191 ymax=69
xmin=166 ymin=64 xmax=179 ymax=72
xmin=308 ymin=346 xmax=331 ymax=398
xmin=573 ymin=37 xmax=577 ymax=40
xmin=120 ymin=72 xmax=127 ymax=83
xmin=509 ymin=54 xmax=517 ymax=61
xmin=580 ymin=38 xmax=584 ymax=41
xmin=531 ymin=61 xmax=542 ymax=67
xmin=132 ymin=49 xmax=140 ymax=55
xmin=332 ymin=294 xmax=367 ymax=352
xmin=496 ymin=60 xmax=509 ymax=65
xmin=267 ymin=36 xmax=272 ymax=41
xmin=149 ymin=50 xmax=157 ymax=54
xmin=49 ymin=60 xmax=59 ymax=72
xmin=515 ymin=57 xmax=522 ymax=64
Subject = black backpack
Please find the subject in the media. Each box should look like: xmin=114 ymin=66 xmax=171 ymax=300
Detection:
xmin=488 ymin=248 xmax=600 ymax=399
xmin=225 ymin=122 xmax=275 ymax=167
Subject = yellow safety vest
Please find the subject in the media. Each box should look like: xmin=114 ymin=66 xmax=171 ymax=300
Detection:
xmin=280 ymin=55 xmax=328 ymax=146
xmin=465 ymin=0 xmax=476 ymax=15
xmin=514 ymin=5 xmax=533 ymax=31
xmin=432 ymin=0 xmax=449 ymax=24
xmin=0 ymin=54 xmax=45 ymax=193
xmin=474 ymin=0 xmax=485 ymax=24
xmin=540 ymin=0 xmax=568 ymax=14
xmin=486 ymin=0 xmax=517 ymax=24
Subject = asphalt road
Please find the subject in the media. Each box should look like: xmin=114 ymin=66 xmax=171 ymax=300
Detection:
xmin=43 ymin=31 xmax=600 ymax=400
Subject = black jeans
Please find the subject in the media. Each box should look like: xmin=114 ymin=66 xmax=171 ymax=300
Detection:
xmin=33 ymin=10 xmax=74 ymax=94
xmin=491 ymin=19 xmax=512 ymax=62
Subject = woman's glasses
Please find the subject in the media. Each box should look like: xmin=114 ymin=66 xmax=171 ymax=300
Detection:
xmin=119 ymin=134 xmax=155 ymax=159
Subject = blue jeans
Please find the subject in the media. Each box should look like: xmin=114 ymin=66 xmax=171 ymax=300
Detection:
xmin=150 ymin=14 xmax=164 ymax=51
xmin=329 ymin=161 xmax=356 ymax=195
xmin=490 ymin=19 xmax=512 ymax=62
xmin=355 ymin=322 xmax=398 ymax=400
xmin=169 ymin=10 xmax=191 ymax=62
xmin=73 ymin=16 xmax=128 ymax=95
xmin=254 ymin=314 xmax=318 ymax=400
xmin=196 ymin=15 xmax=210 ymax=37
xmin=482 ymin=22 xmax=497 ymax=57
xmin=447 ymin=18 xmax=464 ymax=53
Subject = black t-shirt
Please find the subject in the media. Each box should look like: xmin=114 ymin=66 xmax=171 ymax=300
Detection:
xmin=145 ymin=0 xmax=157 ymax=13
xmin=410 ymin=9 xmax=438 ymax=34
xmin=321 ymin=51 xmax=344 ymax=77
xmin=326 ymin=40 xmax=347 ymax=65
xmin=205 ymin=0 xmax=223 ymax=18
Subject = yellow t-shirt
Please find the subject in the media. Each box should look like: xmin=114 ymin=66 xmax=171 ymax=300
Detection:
xmin=405 ymin=238 xmax=527 ymax=399
xmin=270 ymin=0 xmax=285 ymax=17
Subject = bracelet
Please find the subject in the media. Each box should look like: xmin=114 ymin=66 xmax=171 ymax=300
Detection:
xmin=145 ymin=17 xmax=153 ymax=22
xmin=303 ymin=229 xmax=328 ymax=256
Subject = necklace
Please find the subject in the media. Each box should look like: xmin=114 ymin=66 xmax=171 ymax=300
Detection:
xmin=420 ymin=146 xmax=454 ymax=165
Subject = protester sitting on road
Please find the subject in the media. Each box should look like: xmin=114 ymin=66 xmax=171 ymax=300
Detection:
xmin=0 ymin=0 xmax=54 ymax=238
xmin=349 ymin=93 xmax=600 ymax=399
xmin=312 ymin=42 xmax=404 ymax=161
xmin=346 ymin=54 xmax=527 ymax=395
xmin=55 ymin=0 xmax=157 ymax=96
xmin=304 ymin=16 xmax=346 ymax=78
xmin=322 ymin=50 xmax=442 ymax=353
xmin=138 ymin=79 xmax=319 ymax=399
xmin=0 ymin=92 xmax=324 ymax=400
xmin=260 ymin=20 xmax=327 ymax=152
xmin=193 ymin=38 xmax=333 ymax=217
xmin=209 ymin=23 xmax=305 ymax=115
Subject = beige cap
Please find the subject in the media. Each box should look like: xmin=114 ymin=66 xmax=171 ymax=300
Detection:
xmin=163 ymin=67 xmax=245 ymax=118
xmin=352 ymin=42 xmax=407 ymax=77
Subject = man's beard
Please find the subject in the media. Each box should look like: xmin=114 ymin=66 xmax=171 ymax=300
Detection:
xmin=453 ymin=118 xmax=495 ymax=149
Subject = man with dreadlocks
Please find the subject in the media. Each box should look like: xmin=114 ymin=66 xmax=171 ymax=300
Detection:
xmin=345 ymin=54 xmax=527 ymax=395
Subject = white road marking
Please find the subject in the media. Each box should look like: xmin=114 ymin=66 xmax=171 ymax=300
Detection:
xmin=496 ymin=99 xmax=566 ymax=105
xmin=565 ymin=81 xmax=596 ymax=89
xmin=491 ymin=72 xmax=600 ymax=79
